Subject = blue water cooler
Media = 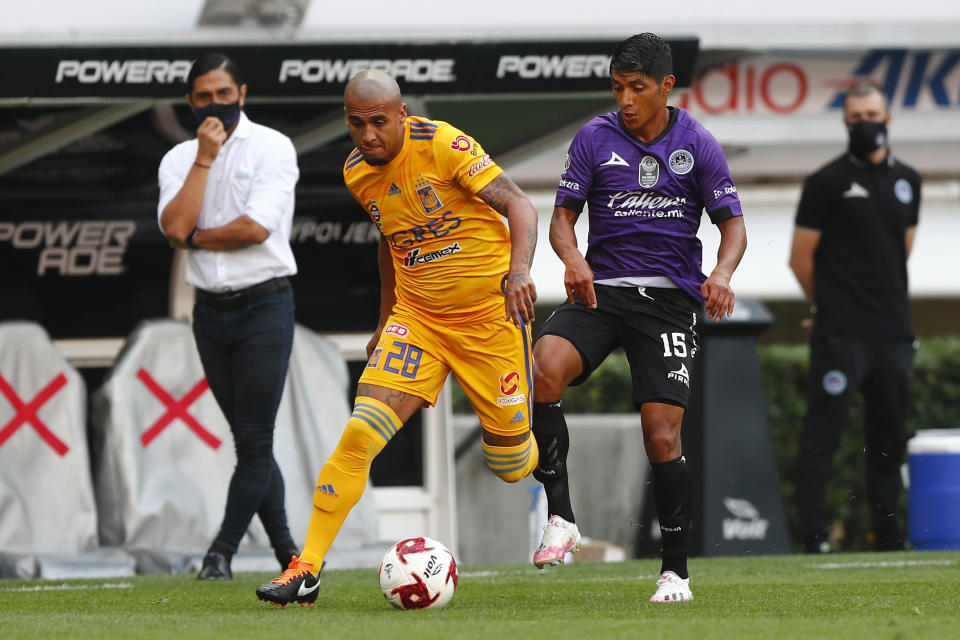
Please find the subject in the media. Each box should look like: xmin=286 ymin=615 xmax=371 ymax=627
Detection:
xmin=908 ymin=429 xmax=960 ymax=550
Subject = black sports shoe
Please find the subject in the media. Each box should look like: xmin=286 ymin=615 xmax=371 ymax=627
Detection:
xmin=256 ymin=556 xmax=322 ymax=607
xmin=197 ymin=551 xmax=233 ymax=580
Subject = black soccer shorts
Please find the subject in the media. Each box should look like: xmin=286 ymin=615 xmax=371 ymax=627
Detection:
xmin=537 ymin=284 xmax=700 ymax=409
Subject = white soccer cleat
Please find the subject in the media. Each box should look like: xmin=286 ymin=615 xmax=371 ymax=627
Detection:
xmin=533 ymin=515 xmax=582 ymax=569
xmin=649 ymin=571 xmax=693 ymax=603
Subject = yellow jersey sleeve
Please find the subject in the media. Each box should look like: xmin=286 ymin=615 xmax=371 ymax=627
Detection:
xmin=431 ymin=123 xmax=503 ymax=195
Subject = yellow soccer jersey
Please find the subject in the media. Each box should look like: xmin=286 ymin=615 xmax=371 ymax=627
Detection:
xmin=343 ymin=117 xmax=509 ymax=321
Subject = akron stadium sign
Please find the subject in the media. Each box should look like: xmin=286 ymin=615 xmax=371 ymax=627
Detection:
xmin=0 ymin=39 xmax=698 ymax=102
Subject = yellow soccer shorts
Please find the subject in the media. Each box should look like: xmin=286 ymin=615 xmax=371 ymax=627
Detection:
xmin=360 ymin=309 xmax=533 ymax=438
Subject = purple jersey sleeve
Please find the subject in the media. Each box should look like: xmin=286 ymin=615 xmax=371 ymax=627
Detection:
xmin=554 ymin=123 xmax=595 ymax=212
xmin=693 ymin=128 xmax=743 ymax=224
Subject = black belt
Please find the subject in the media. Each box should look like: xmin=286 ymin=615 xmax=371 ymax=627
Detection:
xmin=196 ymin=277 xmax=289 ymax=310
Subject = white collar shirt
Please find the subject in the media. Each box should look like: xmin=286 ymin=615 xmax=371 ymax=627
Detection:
xmin=157 ymin=112 xmax=299 ymax=292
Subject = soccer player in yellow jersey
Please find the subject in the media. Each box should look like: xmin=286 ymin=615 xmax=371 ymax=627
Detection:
xmin=256 ymin=69 xmax=540 ymax=607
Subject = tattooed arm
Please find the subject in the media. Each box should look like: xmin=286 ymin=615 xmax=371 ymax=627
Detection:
xmin=477 ymin=173 xmax=538 ymax=327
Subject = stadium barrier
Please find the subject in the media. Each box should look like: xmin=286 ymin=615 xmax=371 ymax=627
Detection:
xmin=91 ymin=319 xmax=383 ymax=573
xmin=0 ymin=321 xmax=135 ymax=579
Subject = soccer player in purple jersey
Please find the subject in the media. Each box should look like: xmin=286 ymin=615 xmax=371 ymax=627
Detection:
xmin=530 ymin=33 xmax=747 ymax=603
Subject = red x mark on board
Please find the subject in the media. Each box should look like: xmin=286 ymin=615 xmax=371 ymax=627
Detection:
xmin=0 ymin=373 xmax=70 ymax=457
xmin=136 ymin=368 xmax=221 ymax=450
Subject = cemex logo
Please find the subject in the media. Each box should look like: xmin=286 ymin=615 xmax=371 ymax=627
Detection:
xmin=402 ymin=242 xmax=461 ymax=267
xmin=722 ymin=497 xmax=770 ymax=540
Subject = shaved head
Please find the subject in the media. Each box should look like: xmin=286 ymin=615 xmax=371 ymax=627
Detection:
xmin=345 ymin=70 xmax=402 ymax=108
xmin=344 ymin=70 xmax=407 ymax=166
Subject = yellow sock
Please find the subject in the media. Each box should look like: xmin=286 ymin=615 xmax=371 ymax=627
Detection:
xmin=482 ymin=432 xmax=539 ymax=482
xmin=299 ymin=397 xmax=401 ymax=571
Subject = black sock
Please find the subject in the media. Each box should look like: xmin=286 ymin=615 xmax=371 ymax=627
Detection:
xmin=531 ymin=400 xmax=575 ymax=523
xmin=273 ymin=542 xmax=299 ymax=568
xmin=651 ymin=455 xmax=691 ymax=580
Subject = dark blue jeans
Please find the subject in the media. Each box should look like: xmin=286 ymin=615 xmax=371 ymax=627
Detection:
xmin=192 ymin=285 xmax=295 ymax=556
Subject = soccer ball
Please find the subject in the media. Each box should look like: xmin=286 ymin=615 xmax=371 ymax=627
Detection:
xmin=378 ymin=536 xmax=458 ymax=610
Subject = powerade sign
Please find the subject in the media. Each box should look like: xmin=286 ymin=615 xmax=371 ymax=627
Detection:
xmin=0 ymin=40 xmax=699 ymax=101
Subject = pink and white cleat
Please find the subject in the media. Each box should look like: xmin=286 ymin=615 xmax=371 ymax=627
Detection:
xmin=649 ymin=571 xmax=693 ymax=602
xmin=533 ymin=515 xmax=582 ymax=569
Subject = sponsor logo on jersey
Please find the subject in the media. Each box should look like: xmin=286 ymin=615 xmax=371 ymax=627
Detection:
xmin=402 ymin=242 xmax=462 ymax=267
xmin=842 ymin=181 xmax=869 ymax=198
xmin=667 ymin=363 xmax=690 ymax=387
xmin=822 ymin=370 xmax=847 ymax=395
xmin=668 ymin=149 xmax=694 ymax=175
xmin=606 ymin=190 xmax=687 ymax=218
xmin=713 ymin=185 xmax=738 ymax=200
xmin=388 ymin=183 xmax=402 ymax=196
xmin=279 ymin=58 xmax=455 ymax=83
xmin=388 ymin=210 xmax=462 ymax=249
xmin=497 ymin=394 xmax=526 ymax=407
xmin=722 ymin=497 xmax=770 ymax=540
xmin=601 ymin=150 xmax=629 ymax=166
xmin=384 ymin=323 xmax=410 ymax=337
xmin=467 ymin=154 xmax=493 ymax=178
xmin=55 ymin=59 xmax=191 ymax=84
xmin=415 ymin=182 xmax=444 ymax=213
xmin=559 ymin=178 xmax=580 ymax=191
xmin=499 ymin=371 xmax=521 ymax=395
xmin=509 ymin=410 xmax=526 ymax=423
xmin=894 ymin=178 xmax=913 ymax=204
xmin=367 ymin=201 xmax=381 ymax=224
xmin=639 ymin=155 xmax=659 ymax=188
xmin=450 ymin=135 xmax=472 ymax=152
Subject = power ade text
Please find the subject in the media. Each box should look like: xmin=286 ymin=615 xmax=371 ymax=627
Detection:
xmin=0 ymin=220 xmax=135 ymax=275
xmin=55 ymin=60 xmax=191 ymax=84
xmin=280 ymin=59 xmax=455 ymax=84
xmin=496 ymin=55 xmax=611 ymax=79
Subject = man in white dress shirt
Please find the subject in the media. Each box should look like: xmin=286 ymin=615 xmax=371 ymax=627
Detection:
xmin=158 ymin=53 xmax=300 ymax=580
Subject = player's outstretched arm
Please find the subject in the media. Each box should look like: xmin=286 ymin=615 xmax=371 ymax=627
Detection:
xmin=549 ymin=206 xmax=596 ymax=308
xmin=367 ymin=236 xmax=397 ymax=357
xmin=702 ymin=215 xmax=746 ymax=321
xmin=477 ymin=173 xmax=538 ymax=327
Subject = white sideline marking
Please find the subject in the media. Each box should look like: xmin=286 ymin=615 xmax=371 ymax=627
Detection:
xmin=6 ymin=582 xmax=133 ymax=592
xmin=810 ymin=559 xmax=956 ymax=570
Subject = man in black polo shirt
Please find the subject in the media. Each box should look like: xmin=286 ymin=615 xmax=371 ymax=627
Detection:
xmin=789 ymin=79 xmax=921 ymax=553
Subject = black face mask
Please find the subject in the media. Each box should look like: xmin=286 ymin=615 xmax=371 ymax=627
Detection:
xmin=847 ymin=120 xmax=887 ymax=159
xmin=193 ymin=101 xmax=241 ymax=128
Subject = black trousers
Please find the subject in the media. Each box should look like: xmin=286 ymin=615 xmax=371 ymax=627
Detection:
xmin=794 ymin=334 xmax=914 ymax=547
xmin=192 ymin=284 xmax=296 ymax=554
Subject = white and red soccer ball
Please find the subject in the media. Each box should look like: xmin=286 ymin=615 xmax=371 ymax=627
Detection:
xmin=378 ymin=536 xmax=458 ymax=610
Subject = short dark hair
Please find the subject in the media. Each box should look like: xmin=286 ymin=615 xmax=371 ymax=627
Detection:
xmin=186 ymin=52 xmax=245 ymax=93
xmin=843 ymin=78 xmax=888 ymax=111
xmin=609 ymin=33 xmax=673 ymax=83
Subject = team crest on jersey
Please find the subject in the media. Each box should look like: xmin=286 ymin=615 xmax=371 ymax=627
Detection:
xmin=668 ymin=149 xmax=694 ymax=175
xmin=894 ymin=178 xmax=913 ymax=204
xmin=366 ymin=348 xmax=382 ymax=368
xmin=639 ymin=155 xmax=659 ymax=188
xmin=415 ymin=176 xmax=444 ymax=213
xmin=450 ymin=135 xmax=472 ymax=152
xmin=822 ymin=370 xmax=847 ymax=396
xmin=562 ymin=152 xmax=571 ymax=174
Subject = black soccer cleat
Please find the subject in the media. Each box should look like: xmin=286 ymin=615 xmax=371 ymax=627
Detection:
xmin=256 ymin=556 xmax=323 ymax=607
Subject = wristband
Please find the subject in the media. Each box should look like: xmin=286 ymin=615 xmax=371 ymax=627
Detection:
xmin=194 ymin=161 xmax=211 ymax=169
xmin=186 ymin=227 xmax=200 ymax=249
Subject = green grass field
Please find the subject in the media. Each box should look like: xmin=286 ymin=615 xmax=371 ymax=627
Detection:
xmin=1 ymin=551 xmax=958 ymax=639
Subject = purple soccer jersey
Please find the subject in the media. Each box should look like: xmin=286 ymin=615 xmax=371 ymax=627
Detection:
xmin=555 ymin=107 xmax=743 ymax=302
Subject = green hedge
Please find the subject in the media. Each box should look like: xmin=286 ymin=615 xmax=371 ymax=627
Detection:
xmin=451 ymin=337 xmax=960 ymax=551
